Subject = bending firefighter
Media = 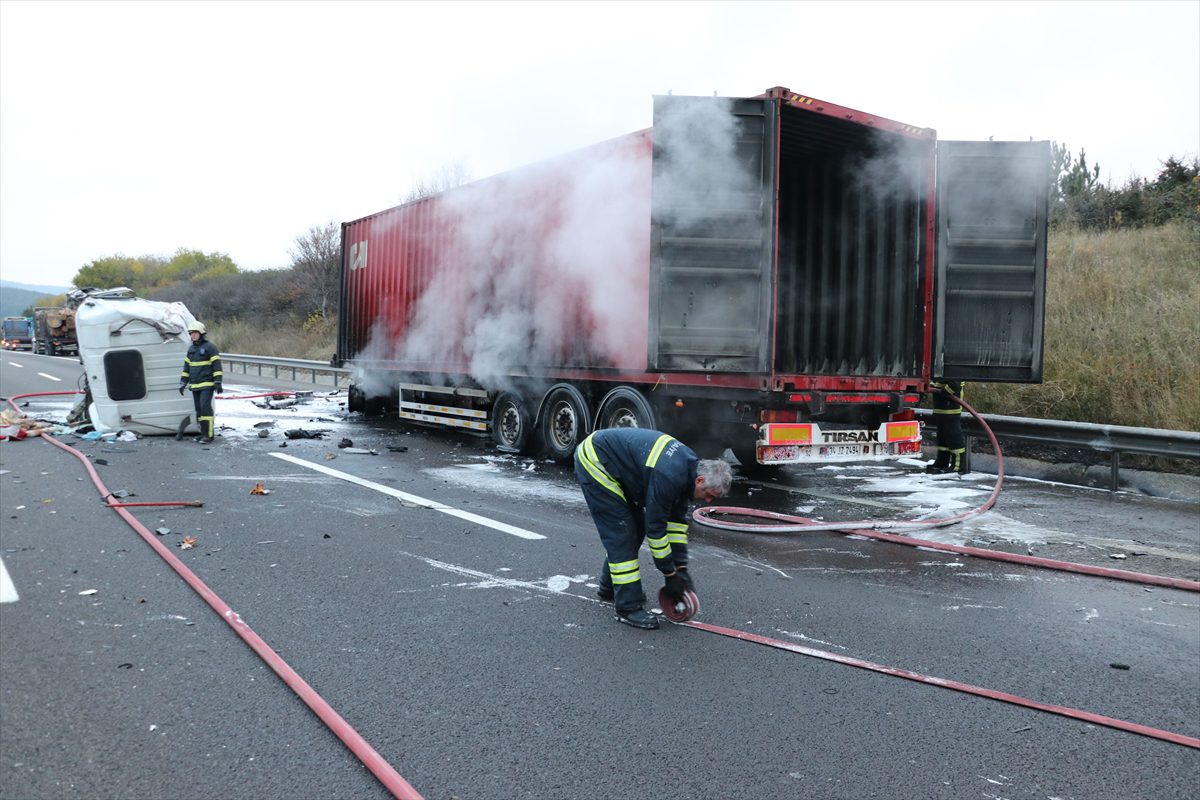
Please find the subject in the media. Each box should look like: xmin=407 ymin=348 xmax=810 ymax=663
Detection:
xmin=179 ymin=321 xmax=223 ymax=444
xmin=574 ymin=427 xmax=733 ymax=630
xmin=927 ymin=380 xmax=968 ymax=474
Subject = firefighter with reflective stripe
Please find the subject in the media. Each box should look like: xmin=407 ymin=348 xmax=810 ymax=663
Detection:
xmin=178 ymin=321 xmax=223 ymax=444
xmin=927 ymin=380 xmax=968 ymax=474
xmin=574 ymin=427 xmax=733 ymax=629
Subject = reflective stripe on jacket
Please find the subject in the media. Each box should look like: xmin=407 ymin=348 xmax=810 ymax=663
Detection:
xmin=181 ymin=340 xmax=223 ymax=390
xmin=584 ymin=428 xmax=697 ymax=569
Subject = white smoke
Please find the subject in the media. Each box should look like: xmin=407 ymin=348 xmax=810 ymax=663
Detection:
xmin=353 ymin=96 xmax=752 ymax=396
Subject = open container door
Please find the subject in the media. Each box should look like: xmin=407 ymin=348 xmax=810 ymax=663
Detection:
xmin=648 ymin=95 xmax=776 ymax=372
xmin=935 ymin=140 xmax=1050 ymax=382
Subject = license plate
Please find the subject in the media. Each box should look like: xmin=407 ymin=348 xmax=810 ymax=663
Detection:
xmin=759 ymin=442 xmax=898 ymax=464
xmin=820 ymin=444 xmax=869 ymax=456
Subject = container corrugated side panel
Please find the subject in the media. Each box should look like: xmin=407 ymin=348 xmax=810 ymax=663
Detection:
xmin=342 ymin=131 xmax=654 ymax=377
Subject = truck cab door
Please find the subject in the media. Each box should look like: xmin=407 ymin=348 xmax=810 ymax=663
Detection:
xmin=934 ymin=140 xmax=1050 ymax=382
xmin=648 ymin=95 xmax=776 ymax=372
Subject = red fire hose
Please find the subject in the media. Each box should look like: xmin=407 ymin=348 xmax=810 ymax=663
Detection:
xmin=695 ymin=396 xmax=1200 ymax=593
xmin=5 ymin=391 xmax=423 ymax=800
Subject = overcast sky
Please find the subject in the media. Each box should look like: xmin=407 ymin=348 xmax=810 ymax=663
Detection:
xmin=1 ymin=0 xmax=1196 ymax=288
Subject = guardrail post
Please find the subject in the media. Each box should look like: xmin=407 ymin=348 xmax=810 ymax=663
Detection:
xmin=1111 ymin=451 xmax=1120 ymax=492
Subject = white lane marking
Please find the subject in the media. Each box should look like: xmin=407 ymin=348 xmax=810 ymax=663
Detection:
xmin=270 ymin=452 xmax=546 ymax=540
xmin=404 ymin=552 xmax=597 ymax=598
xmin=0 ymin=557 xmax=18 ymax=603
xmin=36 ymin=372 xmax=62 ymax=382
xmin=7 ymin=362 xmax=23 ymax=368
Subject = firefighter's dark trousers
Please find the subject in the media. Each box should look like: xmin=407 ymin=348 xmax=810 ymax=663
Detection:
xmin=932 ymin=381 xmax=965 ymax=471
xmin=574 ymin=454 xmax=649 ymax=612
xmin=190 ymin=388 xmax=215 ymax=438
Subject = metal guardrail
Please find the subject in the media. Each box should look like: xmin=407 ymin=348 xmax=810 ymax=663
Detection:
xmin=916 ymin=408 xmax=1200 ymax=491
xmin=223 ymin=354 xmax=1197 ymax=491
xmin=223 ymin=353 xmax=350 ymax=388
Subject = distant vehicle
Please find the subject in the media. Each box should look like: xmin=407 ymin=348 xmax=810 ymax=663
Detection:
xmin=33 ymin=306 xmax=78 ymax=356
xmin=335 ymin=85 xmax=1050 ymax=466
xmin=1 ymin=316 xmax=34 ymax=350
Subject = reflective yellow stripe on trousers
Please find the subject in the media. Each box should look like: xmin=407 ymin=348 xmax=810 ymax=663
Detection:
xmin=609 ymin=558 xmax=640 ymax=585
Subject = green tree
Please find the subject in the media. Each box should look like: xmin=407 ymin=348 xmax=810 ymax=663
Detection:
xmin=159 ymin=248 xmax=239 ymax=285
xmin=74 ymin=255 xmax=149 ymax=291
xmin=1146 ymin=156 xmax=1200 ymax=225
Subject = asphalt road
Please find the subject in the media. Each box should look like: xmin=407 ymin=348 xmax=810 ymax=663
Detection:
xmin=2 ymin=351 xmax=1198 ymax=799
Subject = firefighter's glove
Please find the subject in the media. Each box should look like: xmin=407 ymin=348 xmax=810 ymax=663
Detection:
xmin=214 ymin=383 xmax=223 ymax=394
xmin=663 ymin=571 xmax=686 ymax=601
xmin=178 ymin=384 xmax=186 ymax=396
xmin=677 ymin=566 xmax=695 ymax=592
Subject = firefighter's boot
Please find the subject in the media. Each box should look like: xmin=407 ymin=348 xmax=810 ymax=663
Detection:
xmin=615 ymin=608 xmax=659 ymax=630
xmin=926 ymin=449 xmax=954 ymax=474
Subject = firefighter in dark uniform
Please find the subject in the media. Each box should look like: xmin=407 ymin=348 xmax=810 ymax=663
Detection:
xmin=927 ymin=380 xmax=968 ymax=474
xmin=574 ymin=427 xmax=733 ymax=629
xmin=179 ymin=321 xmax=223 ymax=444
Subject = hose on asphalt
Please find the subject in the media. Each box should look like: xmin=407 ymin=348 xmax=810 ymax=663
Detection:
xmin=4 ymin=390 xmax=424 ymax=799
xmin=694 ymin=395 xmax=1200 ymax=593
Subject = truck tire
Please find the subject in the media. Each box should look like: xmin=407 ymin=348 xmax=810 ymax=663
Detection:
xmin=597 ymin=387 xmax=655 ymax=431
xmin=730 ymin=443 xmax=761 ymax=469
xmin=539 ymin=385 xmax=590 ymax=463
xmin=47 ymin=342 xmax=57 ymax=356
xmin=492 ymin=391 xmax=533 ymax=454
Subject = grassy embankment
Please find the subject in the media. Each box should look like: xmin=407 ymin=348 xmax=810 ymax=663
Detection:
xmin=970 ymin=220 xmax=1199 ymax=433
xmin=211 ymin=221 xmax=1200 ymax=433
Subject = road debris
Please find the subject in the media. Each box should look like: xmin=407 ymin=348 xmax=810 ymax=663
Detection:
xmin=78 ymin=589 xmax=98 ymax=596
xmin=284 ymin=428 xmax=330 ymax=440
xmin=250 ymin=483 xmax=270 ymax=495
xmin=179 ymin=536 xmax=197 ymax=550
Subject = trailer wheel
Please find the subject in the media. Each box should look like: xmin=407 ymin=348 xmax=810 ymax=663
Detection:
xmin=539 ymin=385 xmax=590 ymax=463
xmin=597 ymin=387 xmax=655 ymax=431
xmin=492 ymin=391 xmax=533 ymax=454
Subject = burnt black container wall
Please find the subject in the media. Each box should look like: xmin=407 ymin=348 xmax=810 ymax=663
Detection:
xmin=775 ymin=106 xmax=925 ymax=377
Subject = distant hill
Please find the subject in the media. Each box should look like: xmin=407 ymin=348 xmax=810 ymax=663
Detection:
xmin=0 ymin=280 xmax=73 ymax=317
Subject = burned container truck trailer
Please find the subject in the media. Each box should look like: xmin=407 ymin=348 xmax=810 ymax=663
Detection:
xmin=336 ymin=86 xmax=1049 ymax=466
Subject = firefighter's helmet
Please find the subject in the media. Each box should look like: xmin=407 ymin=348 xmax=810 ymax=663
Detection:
xmin=187 ymin=322 xmax=207 ymax=335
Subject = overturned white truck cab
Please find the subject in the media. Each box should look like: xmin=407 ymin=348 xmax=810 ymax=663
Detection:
xmin=72 ymin=287 xmax=203 ymax=436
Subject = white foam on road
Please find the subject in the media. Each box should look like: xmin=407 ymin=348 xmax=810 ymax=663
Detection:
xmin=423 ymin=460 xmax=585 ymax=506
